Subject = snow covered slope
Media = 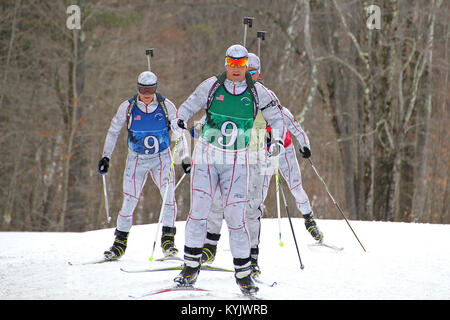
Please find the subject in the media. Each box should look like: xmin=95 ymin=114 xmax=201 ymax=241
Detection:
xmin=1 ymin=219 xmax=449 ymax=300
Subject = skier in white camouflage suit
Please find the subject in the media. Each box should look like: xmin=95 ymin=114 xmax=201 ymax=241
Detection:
xmin=199 ymin=53 xmax=270 ymax=275
xmin=97 ymin=71 xmax=190 ymax=261
xmin=200 ymin=53 xmax=323 ymax=276
xmin=170 ymin=45 xmax=286 ymax=295
xmin=263 ymin=94 xmax=324 ymax=243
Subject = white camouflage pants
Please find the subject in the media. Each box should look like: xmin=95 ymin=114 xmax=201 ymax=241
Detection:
xmin=206 ymin=149 xmax=268 ymax=250
xmin=116 ymin=148 xmax=177 ymax=232
xmin=185 ymin=139 xmax=250 ymax=259
xmin=263 ymin=144 xmax=312 ymax=215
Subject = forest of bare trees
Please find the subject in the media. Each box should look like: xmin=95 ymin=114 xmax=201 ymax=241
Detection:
xmin=0 ymin=0 xmax=448 ymax=232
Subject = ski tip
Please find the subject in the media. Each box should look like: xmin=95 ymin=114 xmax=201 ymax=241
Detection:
xmin=149 ymin=256 xmax=154 ymax=262
xmin=279 ymin=242 xmax=284 ymax=247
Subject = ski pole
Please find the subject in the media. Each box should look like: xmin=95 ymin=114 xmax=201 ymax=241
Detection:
xmin=149 ymin=135 xmax=181 ymax=262
xmin=145 ymin=48 xmax=154 ymax=71
xmin=279 ymin=179 xmax=304 ymax=270
xmin=307 ymin=158 xmax=366 ymax=252
xmin=243 ymin=17 xmax=254 ymax=47
xmin=256 ymin=31 xmax=266 ymax=60
xmin=257 ymin=31 xmax=266 ymax=75
xmin=101 ymin=174 xmax=112 ymax=225
xmin=175 ymin=172 xmax=186 ymax=191
xmin=274 ymin=159 xmax=283 ymax=247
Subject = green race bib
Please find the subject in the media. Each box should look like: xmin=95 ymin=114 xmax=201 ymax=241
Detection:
xmin=202 ymin=85 xmax=255 ymax=150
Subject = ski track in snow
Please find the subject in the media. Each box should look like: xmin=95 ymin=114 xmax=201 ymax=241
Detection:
xmin=1 ymin=219 xmax=449 ymax=300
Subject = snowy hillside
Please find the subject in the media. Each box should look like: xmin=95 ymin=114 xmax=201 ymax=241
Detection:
xmin=1 ymin=218 xmax=449 ymax=301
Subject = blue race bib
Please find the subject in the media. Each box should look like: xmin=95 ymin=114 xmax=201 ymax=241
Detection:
xmin=127 ymin=104 xmax=170 ymax=154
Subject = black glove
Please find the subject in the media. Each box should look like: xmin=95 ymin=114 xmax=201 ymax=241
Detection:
xmin=178 ymin=119 xmax=187 ymax=129
xmin=299 ymin=146 xmax=311 ymax=158
xmin=98 ymin=157 xmax=110 ymax=174
xmin=181 ymin=157 xmax=191 ymax=174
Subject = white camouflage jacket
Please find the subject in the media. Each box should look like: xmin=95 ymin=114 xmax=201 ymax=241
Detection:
xmin=176 ymin=76 xmax=286 ymax=143
xmin=267 ymin=90 xmax=311 ymax=150
xmin=102 ymin=95 xmax=189 ymax=160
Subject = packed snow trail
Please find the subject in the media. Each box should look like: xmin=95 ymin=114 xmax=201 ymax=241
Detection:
xmin=1 ymin=219 xmax=449 ymax=300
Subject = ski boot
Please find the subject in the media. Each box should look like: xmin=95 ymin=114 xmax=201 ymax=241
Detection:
xmin=201 ymin=243 xmax=217 ymax=264
xmin=104 ymin=229 xmax=128 ymax=260
xmin=201 ymin=232 xmax=220 ymax=264
xmin=174 ymin=264 xmax=201 ymax=287
xmin=236 ymin=274 xmax=259 ymax=295
xmin=174 ymin=248 xmax=202 ymax=287
xmin=250 ymin=247 xmax=261 ymax=277
xmin=250 ymin=257 xmax=261 ymax=277
xmin=303 ymin=212 xmax=324 ymax=241
xmin=161 ymin=226 xmax=178 ymax=257
xmin=235 ymin=258 xmax=259 ymax=295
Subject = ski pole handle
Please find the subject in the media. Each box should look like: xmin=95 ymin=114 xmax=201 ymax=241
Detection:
xmin=243 ymin=17 xmax=254 ymax=47
xmin=145 ymin=48 xmax=154 ymax=71
xmin=256 ymin=31 xmax=266 ymax=58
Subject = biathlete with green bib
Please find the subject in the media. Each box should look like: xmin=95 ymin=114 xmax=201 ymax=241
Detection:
xmin=199 ymin=53 xmax=323 ymax=278
xmin=199 ymin=53 xmax=271 ymax=276
xmin=170 ymin=45 xmax=285 ymax=295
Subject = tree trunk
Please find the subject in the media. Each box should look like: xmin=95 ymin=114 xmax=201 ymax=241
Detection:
xmin=60 ymin=28 xmax=85 ymax=231
xmin=411 ymin=0 xmax=439 ymax=222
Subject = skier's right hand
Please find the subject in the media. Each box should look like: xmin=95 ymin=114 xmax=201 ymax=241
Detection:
xmin=98 ymin=157 xmax=110 ymax=174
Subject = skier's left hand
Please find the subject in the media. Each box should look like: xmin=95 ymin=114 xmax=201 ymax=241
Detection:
xmin=170 ymin=118 xmax=186 ymax=136
xmin=181 ymin=156 xmax=191 ymax=174
xmin=299 ymin=146 xmax=311 ymax=158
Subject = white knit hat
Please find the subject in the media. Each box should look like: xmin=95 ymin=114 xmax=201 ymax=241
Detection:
xmin=224 ymin=44 xmax=248 ymax=66
xmin=137 ymin=71 xmax=157 ymax=86
xmin=247 ymin=53 xmax=260 ymax=71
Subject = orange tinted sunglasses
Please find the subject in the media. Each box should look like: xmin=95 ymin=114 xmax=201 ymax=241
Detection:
xmin=226 ymin=56 xmax=248 ymax=68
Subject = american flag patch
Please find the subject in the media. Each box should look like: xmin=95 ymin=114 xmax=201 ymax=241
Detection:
xmin=216 ymin=94 xmax=224 ymax=101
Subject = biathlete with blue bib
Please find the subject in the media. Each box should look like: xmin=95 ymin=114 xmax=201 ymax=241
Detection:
xmin=97 ymin=71 xmax=190 ymax=261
